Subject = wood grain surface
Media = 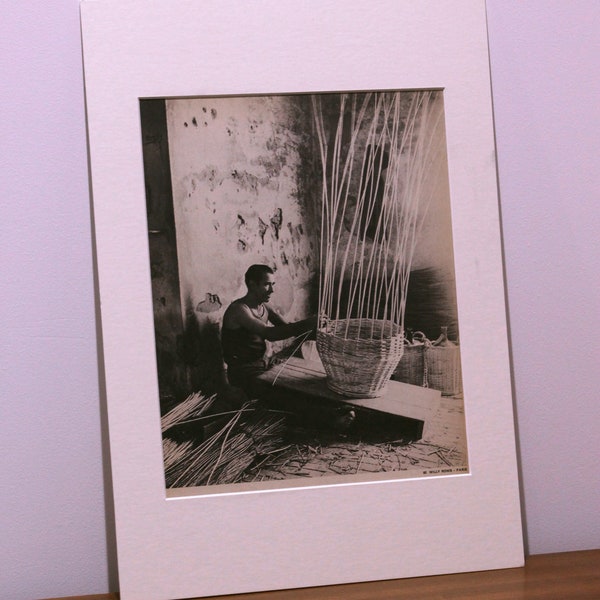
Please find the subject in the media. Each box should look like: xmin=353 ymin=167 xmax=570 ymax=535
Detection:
xmin=44 ymin=549 xmax=600 ymax=599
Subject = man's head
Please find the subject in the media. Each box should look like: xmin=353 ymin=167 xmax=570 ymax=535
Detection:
xmin=244 ymin=264 xmax=275 ymax=303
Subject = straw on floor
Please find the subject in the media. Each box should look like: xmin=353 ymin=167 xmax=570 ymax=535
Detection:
xmin=161 ymin=392 xmax=288 ymax=488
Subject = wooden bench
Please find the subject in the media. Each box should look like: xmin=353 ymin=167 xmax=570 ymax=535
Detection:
xmin=257 ymin=356 xmax=441 ymax=440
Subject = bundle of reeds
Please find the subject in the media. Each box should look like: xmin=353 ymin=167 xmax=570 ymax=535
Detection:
xmin=311 ymin=91 xmax=446 ymax=397
xmin=161 ymin=393 xmax=287 ymax=487
xmin=162 ymin=437 xmax=194 ymax=473
xmin=160 ymin=390 xmax=217 ymax=433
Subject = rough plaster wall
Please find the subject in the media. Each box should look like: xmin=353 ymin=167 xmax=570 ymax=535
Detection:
xmin=165 ymin=96 xmax=318 ymax=383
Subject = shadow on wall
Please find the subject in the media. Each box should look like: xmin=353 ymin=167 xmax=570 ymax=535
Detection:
xmin=404 ymin=268 xmax=459 ymax=341
xmin=176 ymin=298 xmax=227 ymax=405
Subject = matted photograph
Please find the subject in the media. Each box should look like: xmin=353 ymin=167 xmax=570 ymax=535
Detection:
xmin=142 ymin=90 xmax=468 ymax=491
xmin=81 ymin=1 xmax=524 ymax=597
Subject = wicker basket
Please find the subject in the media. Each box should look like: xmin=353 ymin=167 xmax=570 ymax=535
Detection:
xmin=316 ymin=318 xmax=404 ymax=398
xmin=425 ymin=344 xmax=462 ymax=396
xmin=393 ymin=343 xmax=427 ymax=387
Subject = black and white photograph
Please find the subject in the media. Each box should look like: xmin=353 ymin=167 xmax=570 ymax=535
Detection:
xmin=78 ymin=3 xmax=527 ymax=594
xmin=141 ymin=90 xmax=468 ymax=490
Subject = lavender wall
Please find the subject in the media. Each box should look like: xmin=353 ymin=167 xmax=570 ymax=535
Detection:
xmin=1 ymin=2 xmax=598 ymax=598
xmin=486 ymin=0 xmax=600 ymax=554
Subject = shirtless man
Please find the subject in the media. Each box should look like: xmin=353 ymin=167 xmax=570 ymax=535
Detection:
xmin=221 ymin=264 xmax=316 ymax=396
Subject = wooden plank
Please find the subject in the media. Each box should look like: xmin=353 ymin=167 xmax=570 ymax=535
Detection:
xmin=259 ymin=357 xmax=441 ymax=438
xmin=41 ymin=550 xmax=600 ymax=600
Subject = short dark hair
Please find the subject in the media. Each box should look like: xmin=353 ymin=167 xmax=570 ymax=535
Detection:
xmin=244 ymin=264 xmax=274 ymax=287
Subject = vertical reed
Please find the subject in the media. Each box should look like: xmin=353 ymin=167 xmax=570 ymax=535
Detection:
xmin=312 ymin=91 xmax=446 ymax=340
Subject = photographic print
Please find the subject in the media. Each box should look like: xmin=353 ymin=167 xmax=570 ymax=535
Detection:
xmin=141 ymin=91 xmax=469 ymax=491
xmin=81 ymin=2 xmax=524 ymax=595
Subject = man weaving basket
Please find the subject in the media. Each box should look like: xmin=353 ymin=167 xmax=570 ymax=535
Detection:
xmin=221 ymin=264 xmax=316 ymax=395
xmin=221 ymin=264 xmax=355 ymax=431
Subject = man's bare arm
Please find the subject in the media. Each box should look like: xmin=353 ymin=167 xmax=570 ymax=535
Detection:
xmin=266 ymin=304 xmax=287 ymax=327
xmin=230 ymin=304 xmax=315 ymax=341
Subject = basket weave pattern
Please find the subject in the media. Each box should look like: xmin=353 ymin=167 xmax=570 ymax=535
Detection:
xmin=425 ymin=345 xmax=462 ymax=396
xmin=393 ymin=344 xmax=427 ymax=387
xmin=316 ymin=318 xmax=404 ymax=398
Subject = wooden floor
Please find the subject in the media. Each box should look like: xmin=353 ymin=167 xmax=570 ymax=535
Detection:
xmin=45 ymin=549 xmax=600 ymax=599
